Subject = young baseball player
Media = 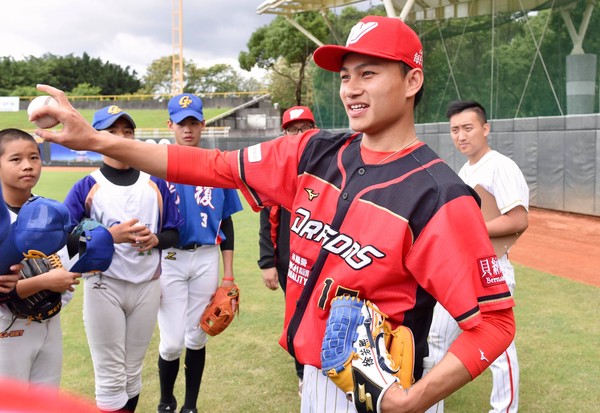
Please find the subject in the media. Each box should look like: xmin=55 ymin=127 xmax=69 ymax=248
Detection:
xmin=257 ymin=105 xmax=316 ymax=396
xmin=425 ymin=100 xmax=529 ymax=413
xmin=62 ymin=106 xmax=182 ymax=413
xmin=156 ymin=94 xmax=242 ymax=413
xmin=33 ymin=15 xmax=517 ymax=412
xmin=0 ymin=128 xmax=81 ymax=387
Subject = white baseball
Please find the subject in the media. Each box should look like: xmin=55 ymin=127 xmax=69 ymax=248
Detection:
xmin=132 ymin=222 xmax=147 ymax=242
xmin=27 ymin=95 xmax=60 ymax=129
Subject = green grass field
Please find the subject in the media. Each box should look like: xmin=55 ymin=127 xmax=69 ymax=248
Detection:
xmin=0 ymin=107 xmax=231 ymax=132
xmin=33 ymin=169 xmax=600 ymax=413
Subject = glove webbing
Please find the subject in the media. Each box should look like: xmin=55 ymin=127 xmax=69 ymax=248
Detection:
xmin=21 ymin=250 xmax=63 ymax=324
xmin=23 ymin=250 xmax=64 ymax=268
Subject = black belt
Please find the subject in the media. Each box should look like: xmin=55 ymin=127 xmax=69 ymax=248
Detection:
xmin=177 ymin=243 xmax=202 ymax=251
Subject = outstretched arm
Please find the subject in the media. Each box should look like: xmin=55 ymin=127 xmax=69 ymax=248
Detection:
xmin=30 ymin=84 xmax=169 ymax=179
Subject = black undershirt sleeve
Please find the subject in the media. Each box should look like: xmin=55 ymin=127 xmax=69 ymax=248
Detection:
xmin=156 ymin=229 xmax=179 ymax=250
xmin=220 ymin=216 xmax=234 ymax=251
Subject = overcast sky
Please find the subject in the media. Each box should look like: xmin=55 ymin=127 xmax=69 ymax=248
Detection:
xmin=0 ymin=0 xmax=277 ymax=80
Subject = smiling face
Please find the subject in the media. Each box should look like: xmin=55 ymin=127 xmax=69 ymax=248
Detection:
xmin=168 ymin=116 xmax=205 ymax=147
xmin=449 ymin=109 xmax=490 ymax=164
xmin=339 ymin=53 xmax=423 ymax=149
xmin=0 ymin=138 xmax=42 ymax=204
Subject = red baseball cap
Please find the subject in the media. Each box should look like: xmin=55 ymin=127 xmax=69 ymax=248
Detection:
xmin=313 ymin=15 xmax=423 ymax=72
xmin=281 ymin=106 xmax=315 ymax=129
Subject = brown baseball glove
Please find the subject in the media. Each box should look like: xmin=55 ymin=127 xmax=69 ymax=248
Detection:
xmin=7 ymin=250 xmax=64 ymax=322
xmin=199 ymin=284 xmax=240 ymax=336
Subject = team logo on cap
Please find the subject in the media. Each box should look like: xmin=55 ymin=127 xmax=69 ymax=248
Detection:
xmin=179 ymin=95 xmax=193 ymax=108
xmin=108 ymin=106 xmax=123 ymax=115
xmin=346 ymin=21 xmax=378 ymax=46
xmin=289 ymin=108 xmax=306 ymax=120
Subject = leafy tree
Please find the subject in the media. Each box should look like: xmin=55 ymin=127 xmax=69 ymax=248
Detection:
xmin=239 ymin=11 xmax=329 ymax=105
xmin=142 ymin=57 xmax=258 ymax=96
xmin=142 ymin=55 xmax=187 ymax=95
xmin=0 ymin=53 xmax=140 ymax=96
xmin=188 ymin=63 xmax=248 ymax=94
xmin=69 ymin=83 xmax=102 ymax=96
xmin=10 ymin=85 xmax=39 ymax=97
xmin=267 ymin=58 xmax=306 ymax=109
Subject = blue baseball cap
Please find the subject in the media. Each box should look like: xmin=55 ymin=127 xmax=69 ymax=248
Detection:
xmin=168 ymin=94 xmax=204 ymax=123
xmin=92 ymin=105 xmax=136 ymax=130
xmin=70 ymin=220 xmax=114 ymax=273
xmin=14 ymin=196 xmax=71 ymax=256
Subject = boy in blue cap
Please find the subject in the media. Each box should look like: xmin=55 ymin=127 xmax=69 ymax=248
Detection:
xmin=156 ymin=94 xmax=242 ymax=413
xmin=63 ymin=106 xmax=183 ymax=413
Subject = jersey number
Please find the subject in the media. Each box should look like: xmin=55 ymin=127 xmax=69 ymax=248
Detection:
xmin=317 ymin=278 xmax=360 ymax=309
xmin=201 ymin=212 xmax=208 ymax=228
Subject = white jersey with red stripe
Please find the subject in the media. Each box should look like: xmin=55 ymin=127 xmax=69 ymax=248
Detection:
xmin=426 ymin=149 xmax=529 ymax=413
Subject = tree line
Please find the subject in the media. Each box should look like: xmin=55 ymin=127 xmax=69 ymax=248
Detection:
xmin=0 ymin=53 xmax=265 ymax=99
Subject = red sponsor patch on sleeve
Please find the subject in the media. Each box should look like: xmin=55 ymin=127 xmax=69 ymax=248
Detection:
xmin=478 ymin=256 xmax=505 ymax=287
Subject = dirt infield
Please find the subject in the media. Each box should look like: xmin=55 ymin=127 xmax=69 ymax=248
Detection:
xmin=510 ymin=208 xmax=600 ymax=288
xmin=43 ymin=166 xmax=599 ymax=288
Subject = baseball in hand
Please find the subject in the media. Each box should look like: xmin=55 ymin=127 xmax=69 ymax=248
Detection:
xmin=133 ymin=222 xmax=147 ymax=243
xmin=27 ymin=95 xmax=60 ymax=129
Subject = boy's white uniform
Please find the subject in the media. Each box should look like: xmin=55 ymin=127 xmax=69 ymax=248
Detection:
xmin=427 ymin=150 xmax=529 ymax=413
xmin=64 ymin=168 xmax=182 ymax=411
xmin=0 ymin=209 xmax=63 ymax=387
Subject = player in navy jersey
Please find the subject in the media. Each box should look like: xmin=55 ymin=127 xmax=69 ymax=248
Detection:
xmin=62 ymin=106 xmax=182 ymax=413
xmin=33 ymin=15 xmax=517 ymax=413
xmin=156 ymin=94 xmax=243 ymax=413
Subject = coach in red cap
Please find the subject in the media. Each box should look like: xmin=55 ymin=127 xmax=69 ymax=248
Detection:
xmin=280 ymin=106 xmax=316 ymax=135
xmin=34 ymin=14 xmax=516 ymax=413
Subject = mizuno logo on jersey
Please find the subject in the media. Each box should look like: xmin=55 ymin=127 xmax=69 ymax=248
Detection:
xmin=291 ymin=207 xmax=385 ymax=270
xmin=304 ymin=188 xmax=319 ymax=201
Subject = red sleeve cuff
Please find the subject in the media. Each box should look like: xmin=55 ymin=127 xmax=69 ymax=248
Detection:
xmin=448 ymin=307 xmax=516 ymax=378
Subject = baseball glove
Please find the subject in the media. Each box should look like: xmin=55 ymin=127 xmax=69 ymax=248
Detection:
xmin=7 ymin=250 xmax=64 ymax=322
xmin=199 ymin=284 xmax=240 ymax=336
xmin=321 ymin=295 xmax=415 ymax=413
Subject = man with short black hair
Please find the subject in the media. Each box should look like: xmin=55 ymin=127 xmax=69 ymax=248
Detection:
xmin=33 ymin=15 xmax=516 ymax=413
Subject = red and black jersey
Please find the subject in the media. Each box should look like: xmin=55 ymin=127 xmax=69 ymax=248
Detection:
xmin=167 ymin=130 xmax=514 ymax=377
